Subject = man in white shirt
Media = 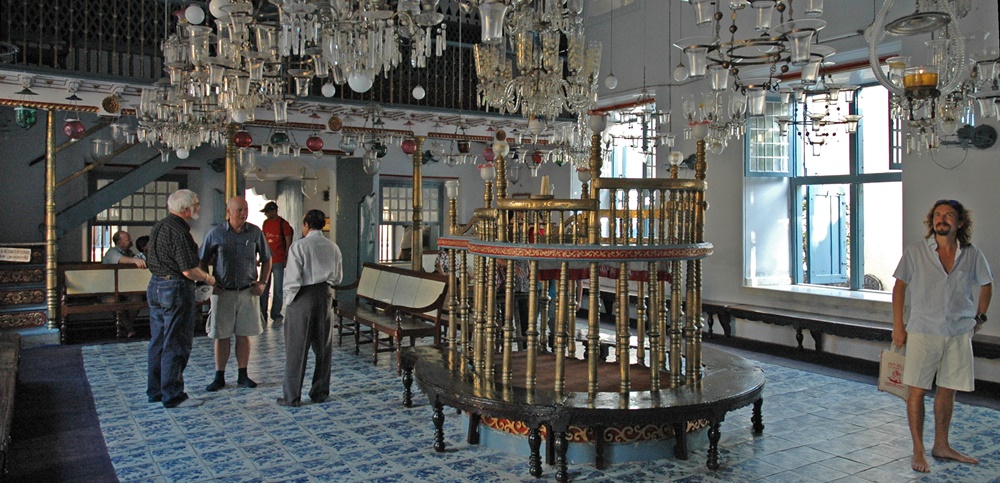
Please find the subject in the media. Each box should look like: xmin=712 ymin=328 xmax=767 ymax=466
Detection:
xmin=892 ymin=199 xmax=993 ymax=473
xmin=278 ymin=209 xmax=343 ymax=407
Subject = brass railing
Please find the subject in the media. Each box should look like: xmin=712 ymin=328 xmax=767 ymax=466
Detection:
xmin=442 ymin=173 xmax=709 ymax=398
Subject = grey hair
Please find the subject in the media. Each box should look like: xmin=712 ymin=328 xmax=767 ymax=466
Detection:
xmin=168 ymin=189 xmax=199 ymax=213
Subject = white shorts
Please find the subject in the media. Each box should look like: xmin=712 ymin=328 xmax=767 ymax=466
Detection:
xmin=207 ymin=289 xmax=263 ymax=339
xmin=903 ymin=331 xmax=974 ymax=392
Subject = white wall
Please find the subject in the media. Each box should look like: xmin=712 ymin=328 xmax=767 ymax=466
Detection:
xmin=585 ymin=0 xmax=1000 ymax=381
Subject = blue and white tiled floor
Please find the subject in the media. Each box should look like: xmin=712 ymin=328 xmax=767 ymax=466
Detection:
xmin=83 ymin=326 xmax=1000 ymax=482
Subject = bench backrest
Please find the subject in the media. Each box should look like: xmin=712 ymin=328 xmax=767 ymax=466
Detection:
xmin=354 ymin=262 xmax=447 ymax=318
xmin=64 ymin=268 xmax=116 ymax=295
xmin=119 ymin=267 xmax=152 ymax=293
xmin=59 ymin=262 xmax=150 ymax=296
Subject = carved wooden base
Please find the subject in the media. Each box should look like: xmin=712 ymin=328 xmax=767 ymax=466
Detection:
xmin=402 ymin=345 xmax=765 ymax=479
xmin=0 ymin=311 xmax=45 ymax=330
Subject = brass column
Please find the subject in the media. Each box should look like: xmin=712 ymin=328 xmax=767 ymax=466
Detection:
xmin=45 ymin=111 xmax=58 ymax=329
xmin=225 ymin=123 xmax=238 ymax=201
xmin=688 ymin=137 xmax=708 ymax=382
xmin=412 ymin=136 xmax=426 ymax=271
xmin=588 ymin=133 xmax=602 ymax=244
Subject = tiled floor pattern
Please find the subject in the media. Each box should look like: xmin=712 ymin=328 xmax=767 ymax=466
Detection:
xmin=83 ymin=326 xmax=1000 ymax=482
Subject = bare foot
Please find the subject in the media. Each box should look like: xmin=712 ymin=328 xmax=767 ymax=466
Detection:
xmin=931 ymin=447 xmax=979 ymax=464
xmin=912 ymin=454 xmax=931 ymax=473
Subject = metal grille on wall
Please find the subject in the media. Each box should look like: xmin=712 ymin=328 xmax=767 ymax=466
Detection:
xmin=1 ymin=0 xmax=481 ymax=112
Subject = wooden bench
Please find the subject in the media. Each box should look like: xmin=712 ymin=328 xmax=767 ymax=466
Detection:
xmin=721 ymin=304 xmax=1000 ymax=362
xmin=0 ymin=332 xmax=21 ymax=478
xmin=58 ymin=262 xmax=150 ymax=343
xmin=334 ymin=263 xmax=448 ymax=373
xmin=726 ymin=304 xmax=892 ymax=352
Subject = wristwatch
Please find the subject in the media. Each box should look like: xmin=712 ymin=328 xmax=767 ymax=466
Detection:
xmin=975 ymin=313 xmax=987 ymax=323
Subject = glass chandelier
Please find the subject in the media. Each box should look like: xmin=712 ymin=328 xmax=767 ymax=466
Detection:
xmin=866 ymin=0 xmax=984 ymax=154
xmin=675 ymin=0 xmax=827 ymax=94
xmin=272 ymin=0 xmax=447 ymax=94
xmin=471 ymin=0 xmax=602 ymax=121
xmin=673 ymin=0 xmax=831 ymax=153
xmin=137 ymin=1 xmax=287 ymax=154
xmin=776 ymin=79 xmax=861 ymax=156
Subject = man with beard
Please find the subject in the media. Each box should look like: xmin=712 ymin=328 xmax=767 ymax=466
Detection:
xmin=892 ymin=199 xmax=992 ymax=473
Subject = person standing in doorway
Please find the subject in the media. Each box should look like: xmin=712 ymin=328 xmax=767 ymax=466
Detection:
xmin=200 ymin=196 xmax=272 ymax=392
xmin=278 ymin=209 xmax=342 ymax=407
xmin=260 ymin=201 xmax=294 ymax=325
xmin=892 ymin=199 xmax=992 ymax=473
xmin=146 ymin=189 xmax=216 ymax=408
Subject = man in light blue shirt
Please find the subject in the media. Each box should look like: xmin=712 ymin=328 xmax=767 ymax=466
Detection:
xmin=892 ymin=199 xmax=992 ymax=473
xmin=278 ymin=209 xmax=342 ymax=407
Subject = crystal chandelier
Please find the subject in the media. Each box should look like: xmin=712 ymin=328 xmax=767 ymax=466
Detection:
xmin=866 ymin=0 xmax=979 ymax=154
xmin=471 ymin=0 xmax=602 ymax=121
xmin=137 ymin=1 xmax=286 ymax=154
xmin=271 ymin=0 xmax=447 ymax=94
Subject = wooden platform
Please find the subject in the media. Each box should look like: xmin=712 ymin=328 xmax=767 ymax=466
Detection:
xmin=401 ymin=345 xmax=765 ymax=481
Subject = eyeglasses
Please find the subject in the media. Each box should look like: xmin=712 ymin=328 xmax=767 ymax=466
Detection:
xmin=936 ymin=199 xmax=960 ymax=207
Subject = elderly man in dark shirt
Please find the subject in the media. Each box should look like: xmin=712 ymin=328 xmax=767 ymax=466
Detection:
xmin=146 ymin=189 xmax=216 ymax=408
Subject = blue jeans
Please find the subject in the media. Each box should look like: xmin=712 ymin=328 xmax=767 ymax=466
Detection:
xmin=260 ymin=262 xmax=285 ymax=321
xmin=147 ymin=276 xmax=197 ymax=407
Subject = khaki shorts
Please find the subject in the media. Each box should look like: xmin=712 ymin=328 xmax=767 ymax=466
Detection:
xmin=207 ymin=289 xmax=263 ymax=339
xmin=903 ymin=331 xmax=974 ymax=392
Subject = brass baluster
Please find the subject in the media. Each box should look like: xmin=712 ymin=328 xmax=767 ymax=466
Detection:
xmin=460 ymin=250 xmax=471 ymax=365
xmin=635 ymin=278 xmax=645 ymax=367
xmin=502 ymin=256 xmax=515 ymax=386
xmin=617 ymin=261 xmax=630 ymax=394
xmin=447 ymin=248 xmax=458 ymax=351
xmin=647 ymin=261 xmax=660 ymax=391
xmin=587 ymin=261 xmax=600 ymax=398
xmin=553 ymin=262 xmax=569 ymax=396
xmin=485 ymin=256 xmax=497 ymax=379
xmin=526 ymin=260 xmax=539 ymax=391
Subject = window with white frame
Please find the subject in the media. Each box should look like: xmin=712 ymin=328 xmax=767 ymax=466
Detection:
xmin=89 ymin=175 xmax=185 ymax=261
xmin=744 ymin=83 xmax=902 ymax=292
xmin=378 ymin=178 xmax=444 ymax=263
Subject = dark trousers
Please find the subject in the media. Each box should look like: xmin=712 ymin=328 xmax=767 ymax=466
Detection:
xmin=282 ymin=283 xmax=333 ymax=405
xmin=147 ymin=276 xmax=197 ymax=407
